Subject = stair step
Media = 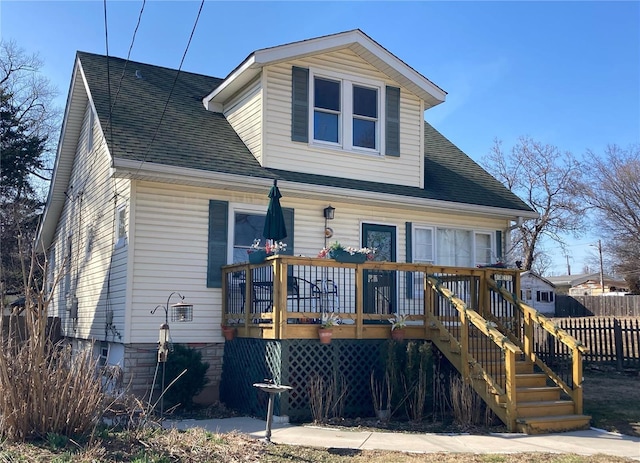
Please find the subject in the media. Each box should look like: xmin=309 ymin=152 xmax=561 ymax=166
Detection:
xmin=480 ymin=360 xmax=534 ymax=374
xmin=516 ymin=373 xmax=548 ymax=388
xmin=516 ymin=386 xmax=561 ymax=402
xmin=516 ymin=400 xmax=576 ymax=418
xmin=516 ymin=414 xmax=592 ymax=434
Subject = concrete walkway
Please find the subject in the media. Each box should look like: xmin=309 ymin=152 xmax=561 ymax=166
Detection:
xmin=165 ymin=417 xmax=640 ymax=461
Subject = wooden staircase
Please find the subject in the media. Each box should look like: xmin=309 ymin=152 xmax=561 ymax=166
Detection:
xmin=427 ymin=275 xmax=591 ymax=434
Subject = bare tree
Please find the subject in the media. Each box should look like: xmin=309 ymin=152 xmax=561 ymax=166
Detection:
xmin=0 ymin=41 xmax=59 ymax=300
xmin=580 ymin=144 xmax=640 ymax=293
xmin=482 ymin=137 xmax=585 ymax=272
xmin=1 ymin=39 xmax=60 ymax=159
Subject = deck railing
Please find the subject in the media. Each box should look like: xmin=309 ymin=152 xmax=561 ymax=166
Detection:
xmin=222 ymin=256 xmax=521 ymax=340
xmin=487 ymin=278 xmax=588 ymax=414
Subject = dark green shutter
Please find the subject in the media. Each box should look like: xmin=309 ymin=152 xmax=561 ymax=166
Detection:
xmin=496 ymin=230 xmax=503 ymax=260
xmin=291 ymin=67 xmax=309 ymax=142
xmin=405 ymin=222 xmax=413 ymax=299
xmin=385 ymin=86 xmax=400 ymax=156
xmin=206 ymin=200 xmax=228 ymax=288
xmin=281 ymin=208 xmax=294 ymax=255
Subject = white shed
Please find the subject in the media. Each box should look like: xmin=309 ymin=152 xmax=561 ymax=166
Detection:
xmin=520 ymin=271 xmax=556 ymax=315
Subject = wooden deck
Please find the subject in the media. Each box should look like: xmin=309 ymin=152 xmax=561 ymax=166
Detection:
xmin=222 ymin=256 xmax=590 ymax=434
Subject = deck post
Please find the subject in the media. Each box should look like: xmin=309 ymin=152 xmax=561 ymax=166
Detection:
xmin=222 ymin=269 xmax=228 ymax=325
xmin=523 ymin=311 xmax=533 ymax=358
xmin=245 ymin=265 xmax=253 ymax=330
xmin=356 ymin=266 xmax=364 ymax=339
xmin=274 ymin=260 xmax=284 ymax=339
xmin=572 ymin=346 xmax=583 ymax=414
xmin=424 ymin=270 xmax=433 ymax=338
xmin=460 ymin=308 xmax=470 ymax=380
xmin=504 ymin=348 xmax=518 ymax=432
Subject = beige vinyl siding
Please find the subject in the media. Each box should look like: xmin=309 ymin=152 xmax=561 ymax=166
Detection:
xmin=224 ymin=78 xmax=263 ymax=164
xmin=128 ymin=178 xmax=508 ymax=343
xmin=49 ymin=100 xmax=131 ymax=341
xmin=263 ymin=48 xmax=424 ymax=188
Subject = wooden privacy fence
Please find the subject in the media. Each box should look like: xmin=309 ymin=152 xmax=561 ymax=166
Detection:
xmin=549 ymin=317 xmax=640 ymax=370
xmin=556 ymin=295 xmax=640 ymax=317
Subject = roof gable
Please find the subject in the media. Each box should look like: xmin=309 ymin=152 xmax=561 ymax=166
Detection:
xmin=203 ymin=29 xmax=447 ymax=112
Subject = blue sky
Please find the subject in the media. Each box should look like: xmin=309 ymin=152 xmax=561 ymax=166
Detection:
xmin=2 ymin=1 xmax=639 ymax=275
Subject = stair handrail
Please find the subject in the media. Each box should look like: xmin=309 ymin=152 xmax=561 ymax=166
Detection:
xmin=427 ymin=275 xmax=522 ymax=430
xmin=488 ymin=277 xmax=587 ymax=414
xmin=487 ymin=278 xmax=587 ymax=353
xmin=427 ymin=276 xmax=522 ymax=354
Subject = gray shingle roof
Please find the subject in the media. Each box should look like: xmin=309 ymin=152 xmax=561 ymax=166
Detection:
xmin=78 ymin=52 xmax=532 ymax=213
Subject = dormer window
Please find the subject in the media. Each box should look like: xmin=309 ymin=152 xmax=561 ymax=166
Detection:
xmin=313 ymin=77 xmax=340 ymax=144
xmin=293 ymin=66 xmax=399 ymax=157
xmin=352 ymin=85 xmax=378 ymax=150
xmin=311 ymin=71 xmax=381 ymax=153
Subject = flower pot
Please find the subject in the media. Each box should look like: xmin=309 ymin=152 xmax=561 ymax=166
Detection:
xmin=248 ymin=249 xmax=268 ymax=264
xmin=222 ymin=326 xmax=235 ymax=341
xmin=330 ymin=249 xmax=367 ymax=264
xmin=391 ymin=328 xmax=405 ymax=341
xmin=318 ymin=328 xmax=333 ymax=344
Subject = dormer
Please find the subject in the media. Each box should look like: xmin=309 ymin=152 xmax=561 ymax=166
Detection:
xmin=203 ymin=30 xmax=446 ymax=188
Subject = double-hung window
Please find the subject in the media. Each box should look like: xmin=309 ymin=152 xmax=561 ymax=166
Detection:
xmin=311 ymin=71 xmax=382 ymax=153
xmin=313 ymin=77 xmax=340 ymax=144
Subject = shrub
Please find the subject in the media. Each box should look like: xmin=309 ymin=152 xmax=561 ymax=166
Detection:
xmin=162 ymin=344 xmax=209 ymax=411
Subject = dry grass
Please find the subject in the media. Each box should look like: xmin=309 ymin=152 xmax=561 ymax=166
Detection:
xmin=583 ymin=366 xmax=640 ymax=437
xmin=0 ymin=427 xmax=634 ymax=462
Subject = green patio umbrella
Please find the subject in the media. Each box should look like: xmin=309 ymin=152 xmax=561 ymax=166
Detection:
xmin=263 ymin=179 xmax=287 ymax=241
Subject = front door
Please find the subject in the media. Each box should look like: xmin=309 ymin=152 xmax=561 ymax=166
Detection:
xmin=362 ymin=223 xmax=396 ymax=315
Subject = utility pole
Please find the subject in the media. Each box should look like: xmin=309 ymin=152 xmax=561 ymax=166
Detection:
xmin=566 ymin=255 xmax=571 ymax=275
xmin=597 ymin=240 xmax=605 ymax=294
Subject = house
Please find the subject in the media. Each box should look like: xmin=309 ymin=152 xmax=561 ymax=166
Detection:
xmin=547 ymin=273 xmax=630 ymax=296
xmin=519 ymin=271 xmax=556 ymax=315
xmin=38 ymin=30 xmax=537 ymax=405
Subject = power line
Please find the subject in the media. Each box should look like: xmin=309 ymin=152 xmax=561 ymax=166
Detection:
xmin=133 ymin=0 xmax=206 ymax=178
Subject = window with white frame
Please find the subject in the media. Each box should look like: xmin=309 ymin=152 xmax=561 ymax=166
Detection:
xmin=47 ymin=246 xmax=55 ymax=294
xmin=474 ymin=232 xmax=493 ymax=266
xmin=413 ymin=227 xmax=434 ymax=263
xmin=232 ymin=211 xmax=266 ymax=264
xmin=115 ymin=205 xmax=127 ymax=248
xmin=311 ymin=70 xmax=382 ymax=153
xmin=413 ymin=226 xmax=494 ymax=268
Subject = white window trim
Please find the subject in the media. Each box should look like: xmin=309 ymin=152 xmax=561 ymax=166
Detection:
xmin=228 ymin=203 xmax=268 ymax=264
xmin=412 ymin=224 xmax=435 ymax=263
xmin=412 ymin=224 xmax=495 ymax=267
xmin=309 ymin=67 xmax=385 ymax=156
xmin=115 ymin=205 xmax=127 ymax=249
xmin=86 ymin=105 xmax=94 ymax=154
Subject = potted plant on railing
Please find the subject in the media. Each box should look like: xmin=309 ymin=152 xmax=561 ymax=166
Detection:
xmin=388 ymin=314 xmax=408 ymax=341
xmin=247 ymin=239 xmax=287 ymax=264
xmin=318 ymin=312 xmax=340 ymax=344
xmin=318 ymin=241 xmax=376 ymax=264
xmin=221 ymin=324 xmax=236 ymax=341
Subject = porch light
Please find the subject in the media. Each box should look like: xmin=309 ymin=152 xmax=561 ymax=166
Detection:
xmin=323 ymin=205 xmax=335 ymax=247
xmin=323 ymin=205 xmax=335 ymax=220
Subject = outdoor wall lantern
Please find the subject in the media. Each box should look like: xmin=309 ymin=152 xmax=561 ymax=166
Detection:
xmin=323 ymin=205 xmax=335 ymax=247
xmin=150 ymin=291 xmax=193 ymax=421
